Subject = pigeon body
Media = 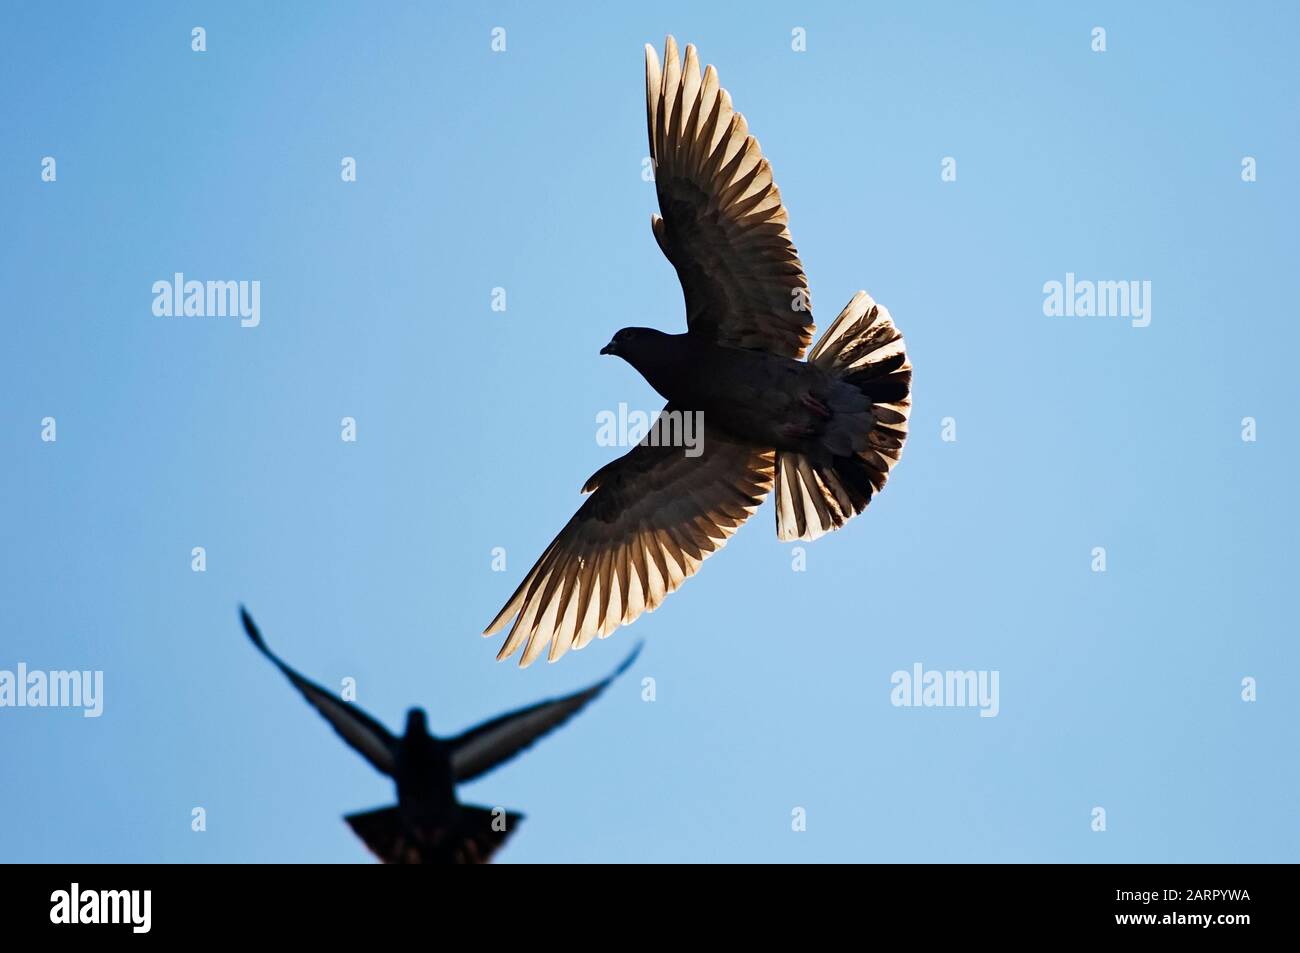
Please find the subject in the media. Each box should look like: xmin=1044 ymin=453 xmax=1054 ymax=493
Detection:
xmin=486 ymin=37 xmax=912 ymax=666
xmin=240 ymin=607 xmax=639 ymax=863
xmin=391 ymin=710 xmax=457 ymax=831
xmin=601 ymin=327 xmax=857 ymax=460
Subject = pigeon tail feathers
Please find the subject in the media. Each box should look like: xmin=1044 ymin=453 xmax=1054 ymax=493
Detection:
xmin=774 ymin=291 xmax=911 ymax=541
xmin=344 ymin=804 xmax=523 ymax=864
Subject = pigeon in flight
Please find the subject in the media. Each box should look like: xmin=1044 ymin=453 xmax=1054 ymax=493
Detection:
xmin=485 ymin=37 xmax=912 ymax=666
xmin=240 ymin=607 xmax=640 ymax=863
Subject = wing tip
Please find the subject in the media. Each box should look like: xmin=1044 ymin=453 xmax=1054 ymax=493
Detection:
xmin=239 ymin=604 xmax=265 ymax=648
xmin=613 ymin=640 xmax=645 ymax=678
xmin=493 ymin=630 xmax=540 ymax=668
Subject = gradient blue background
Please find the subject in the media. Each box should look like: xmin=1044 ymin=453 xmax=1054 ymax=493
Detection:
xmin=3 ymin=1 xmax=1296 ymax=863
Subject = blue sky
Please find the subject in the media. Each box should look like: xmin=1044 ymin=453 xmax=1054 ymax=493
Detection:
xmin=2 ymin=1 xmax=1296 ymax=863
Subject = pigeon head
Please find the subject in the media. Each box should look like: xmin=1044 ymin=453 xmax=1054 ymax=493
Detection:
xmin=600 ymin=327 xmax=681 ymax=382
xmin=600 ymin=326 xmax=669 ymax=359
xmin=404 ymin=708 xmax=429 ymax=736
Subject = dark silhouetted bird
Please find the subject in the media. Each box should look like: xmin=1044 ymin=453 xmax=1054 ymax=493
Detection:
xmin=485 ymin=37 xmax=912 ymax=666
xmin=240 ymin=607 xmax=640 ymax=863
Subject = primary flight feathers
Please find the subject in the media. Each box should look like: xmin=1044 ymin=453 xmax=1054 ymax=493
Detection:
xmin=242 ymin=607 xmax=398 ymax=775
xmin=645 ymin=36 xmax=813 ymax=358
xmin=484 ymin=426 xmax=775 ymax=667
xmin=446 ymin=642 xmax=641 ymax=781
xmin=485 ymin=37 xmax=911 ymax=667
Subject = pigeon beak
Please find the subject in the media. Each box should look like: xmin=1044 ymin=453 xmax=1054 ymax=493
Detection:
xmin=600 ymin=341 xmax=615 ymax=356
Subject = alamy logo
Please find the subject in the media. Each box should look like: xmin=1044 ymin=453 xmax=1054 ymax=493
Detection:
xmin=152 ymin=273 xmax=261 ymax=327
xmin=50 ymin=883 xmax=151 ymax=933
xmin=0 ymin=663 xmax=103 ymax=717
xmin=596 ymin=403 xmax=704 ymax=458
xmin=890 ymin=662 xmax=1000 ymax=718
xmin=1042 ymin=272 xmax=1151 ymax=328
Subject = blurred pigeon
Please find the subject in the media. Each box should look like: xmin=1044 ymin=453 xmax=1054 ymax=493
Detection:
xmin=240 ymin=607 xmax=640 ymax=863
xmin=486 ymin=36 xmax=912 ymax=666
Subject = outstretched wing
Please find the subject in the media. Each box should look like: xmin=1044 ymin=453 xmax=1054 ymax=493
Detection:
xmin=646 ymin=36 xmax=813 ymax=358
xmin=484 ymin=415 xmax=774 ymax=666
xmin=449 ymin=643 xmax=642 ymax=782
xmin=240 ymin=607 xmax=397 ymax=776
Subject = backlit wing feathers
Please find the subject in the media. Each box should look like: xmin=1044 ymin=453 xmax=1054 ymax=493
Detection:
xmin=484 ymin=417 xmax=774 ymax=666
xmin=646 ymin=36 xmax=814 ymax=358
